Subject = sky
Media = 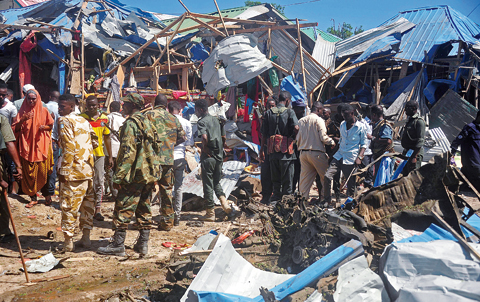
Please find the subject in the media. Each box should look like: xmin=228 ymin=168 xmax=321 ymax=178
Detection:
xmin=121 ymin=0 xmax=480 ymax=32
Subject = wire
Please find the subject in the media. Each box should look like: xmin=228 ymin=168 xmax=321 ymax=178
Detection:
xmin=467 ymin=2 xmax=480 ymax=17
xmin=283 ymin=0 xmax=322 ymax=7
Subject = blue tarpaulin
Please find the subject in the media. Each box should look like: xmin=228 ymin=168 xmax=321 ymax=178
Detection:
xmin=424 ymin=79 xmax=457 ymax=105
xmin=280 ymin=75 xmax=307 ymax=105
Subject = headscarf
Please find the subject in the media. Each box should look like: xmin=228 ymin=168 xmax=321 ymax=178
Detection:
xmin=12 ymin=89 xmax=54 ymax=162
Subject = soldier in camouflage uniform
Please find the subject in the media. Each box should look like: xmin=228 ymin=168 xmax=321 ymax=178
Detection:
xmin=57 ymin=94 xmax=97 ymax=252
xmin=97 ymin=94 xmax=161 ymax=256
xmin=145 ymin=94 xmax=185 ymax=231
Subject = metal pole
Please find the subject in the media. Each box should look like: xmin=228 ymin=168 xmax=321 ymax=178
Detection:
xmin=3 ymin=189 xmax=29 ymax=282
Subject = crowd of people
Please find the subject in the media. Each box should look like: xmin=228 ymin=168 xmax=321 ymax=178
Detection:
xmin=0 ymin=82 xmax=478 ymax=257
xmin=259 ymin=91 xmax=428 ymax=207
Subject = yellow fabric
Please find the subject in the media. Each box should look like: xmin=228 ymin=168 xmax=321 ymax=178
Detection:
xmin=79 ymin=112 xmax=110 ymax=157
xmin=21 ymin=145 xmax=54 ymax=196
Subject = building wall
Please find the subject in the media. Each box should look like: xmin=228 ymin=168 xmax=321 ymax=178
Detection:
xmin=0 ymin=0 xmax=19 ymax=10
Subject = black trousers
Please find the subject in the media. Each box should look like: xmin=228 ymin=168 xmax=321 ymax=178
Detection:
xmin=270 ymin=158 xmax=294 ymax=202
xmin=261 ymin=154 xmax=273 ymax=203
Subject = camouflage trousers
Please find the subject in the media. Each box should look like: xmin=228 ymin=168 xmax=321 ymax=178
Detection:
xmin=158 ymin=165 xmax=174 ymax=228
xmin=60 ymin=179 xmax=95 ymax=237
xmin=113 ymin=183 xmax=154 ymax=230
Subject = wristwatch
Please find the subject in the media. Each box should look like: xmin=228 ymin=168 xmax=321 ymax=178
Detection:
xmin=357 ymin=155 xmax=364 ymax=160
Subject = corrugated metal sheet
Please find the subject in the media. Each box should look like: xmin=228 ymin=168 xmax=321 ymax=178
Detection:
xmin=381 ymin=5 xmax=480 ymax=62
xmin=336 ymin=17 xmax=415 ymax=59
xmin=312 ymin=36 xmax=336 ymax=73
xmin=181 ymin=160 xmax=246 ymax=205
xmin=429 ymin=128 xmax=450 ymax=153
xmin=256 ymin=30 xmax=328 ymax=94
xmin=429 ymin=89 xmax=478 ymax=143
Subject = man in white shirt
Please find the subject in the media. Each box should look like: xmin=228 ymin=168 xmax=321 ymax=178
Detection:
xmin=167 ymin=101 xmax=192 ymax=226
xmin=324 ymin=104 xmax=368 ymax=205
xmin=106 ymin=101 xmax=126 ymax=200
xmin=0 ymin=83 xmax=18 ymax=124
xmin=296 ymin=102 xmax=335 ymax=199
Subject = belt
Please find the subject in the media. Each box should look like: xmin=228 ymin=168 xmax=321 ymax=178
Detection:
xmin=300 ymin=149 xmax=325 ymax=153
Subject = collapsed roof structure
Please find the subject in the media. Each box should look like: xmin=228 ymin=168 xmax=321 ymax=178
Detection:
xmin=312 ymin=5 xmax=480 ymax=132
xmin=0 ymin=0 xmax=337 ymax=110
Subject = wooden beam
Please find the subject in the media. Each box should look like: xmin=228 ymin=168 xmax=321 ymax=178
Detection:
xmin=257 ymin=75 xmax=273 ymax=95
xmin=153 ymin=14 xmax=186 ymax=67
xmin=178 ymin=0 xmax=191 ymax=13
xmin=73 ymin=0 xmax=89 ymax=30
xmin=189 ymin=12 xmax=276 ymax=26
xmin=213 ymin=0 xmax=229 ymax=36
xmin=26 ymin=19 xmax=75 ymax=32
xmin=296 ymin=18 xmax=308 ymax=106
xmin=334 ymin=57 xmax=350 ymax=72
xmin=198 ymin=23 xmax=318 ymax=37
xmin=271 ymin=61 xmax=289 ymax=75
xmin=105 ymin=13 xmax=186 ymax=77
xmin=0 ymin=24 xmax=53 ymax=33
xmin=280 ymin=29 xmax=331 ymax=78
xmin=332 ymin=53 xmax=396 ymax=76
xmin=182 ymin=67 xmax=189 ymax=92
xmin=188 ymin=16 xmax=226 ymax=37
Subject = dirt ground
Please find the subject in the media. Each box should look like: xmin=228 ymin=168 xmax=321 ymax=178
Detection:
xmin=0 ymin=193 xmax=237 ymax=302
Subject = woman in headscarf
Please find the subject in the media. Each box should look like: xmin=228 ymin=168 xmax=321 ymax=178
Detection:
xmin=12 ymin=89 xmax=54 ymax=207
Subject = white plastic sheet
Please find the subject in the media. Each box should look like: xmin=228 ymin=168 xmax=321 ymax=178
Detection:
xmin=24 ymin=253 xmax=60 ymax=273
xmin=380 ymin=240 xmax=480 ymax=302
xmin=334 ymin=255 xmax=390 ymax=302
xmin=180 ymin=234 xmax=293 ymax=301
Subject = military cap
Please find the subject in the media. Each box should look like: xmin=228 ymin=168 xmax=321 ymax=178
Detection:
xmin=121 ymin=93 xmax=145 ymax=108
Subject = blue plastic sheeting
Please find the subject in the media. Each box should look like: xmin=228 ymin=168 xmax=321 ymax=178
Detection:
xmin=424 ymin=79 xmax=457 ymax=105
xmin=191 ymin=240 xmax=364 ymax=302
xmin=280 ymin=75 xmax=307 ymax=104
xmin=380 ymin=5 xmax=480 ymax=62
xmin=336 ymin=34 xmax=401 ymax=88
xmin=392 ymin=149 xmax=413 ymax=180
xmin=189 ymin=43 xmax=210 ymax=62
xmin=461 ymin=208 xmax=480 ymax=240
xmin=374 ymin=156 xmax=394 ymax=187
xmin=35 ymin=38 xmax=66 ymax=94
xmin=382 ymin=71 xmax=419 ymax=106
xmin=398 ymin=223 xmax=457 ymax=243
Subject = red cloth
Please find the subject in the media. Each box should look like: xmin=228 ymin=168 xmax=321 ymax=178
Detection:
xmin=172 ymin=90 xmax=187 ymax=99
xmin=19 ymin=32 xmax=37 ymax=94
xmin=251 ymin=110 xmax=260 ymax=145
xmin=243 ymin=94 xmax=249 ymax=122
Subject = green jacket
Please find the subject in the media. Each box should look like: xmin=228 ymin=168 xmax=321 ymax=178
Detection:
xmin=113 ymin=112 xmax=162 ymax=185
xmin=145 ymin=106 xmax=185 ymax=165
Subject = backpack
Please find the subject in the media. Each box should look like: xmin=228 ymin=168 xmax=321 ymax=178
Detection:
xmin=267 ymin=107 xmax=294 ymax=155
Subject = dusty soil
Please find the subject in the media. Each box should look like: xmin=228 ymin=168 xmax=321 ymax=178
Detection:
xmin=0 ymin=193 xmax=238 ymax=302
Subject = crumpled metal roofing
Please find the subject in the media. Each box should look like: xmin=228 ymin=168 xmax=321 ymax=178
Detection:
xmin=381 ymin=5 xmax=480 ymax=62
xmin=312 ymin=36 xmax=336 ymax=73
xmin=181 ymin=160 xmax=246 ymax=205
xmin=336 ymin=17 xmax=415 ymax=59
xmin=256 ymin=29 xmax=329 ymax=94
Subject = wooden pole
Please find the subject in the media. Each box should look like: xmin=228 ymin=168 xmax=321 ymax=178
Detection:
xmin=177 ymin=0 xmax=190 ymax=13
xmin=188 ymin=16 xmax=226 ymax=37
xmin=105 ymin=13 xmax=186 ymax=77
xmin=152 ymin=15 xmax=186 ymax=67
xmin=296 ymin=19 xmax=308 ymax=105
xmin=3 ymin=189 xmax=29 ymax=282
xmin=81 ymin=32 xmax=85 ymax=102
xmin=189 ymin=12 xmax=275 ymax=26
xmin=213 ymin=0 xmax=229 ymax=36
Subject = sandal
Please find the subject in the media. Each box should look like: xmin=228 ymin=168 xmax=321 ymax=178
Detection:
xmin=25 ymin=200 xmax=38 ymax=208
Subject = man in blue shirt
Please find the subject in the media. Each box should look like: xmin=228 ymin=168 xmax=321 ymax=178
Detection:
xmin=324 ymin=104 xmax=367 ymax=205
xmin=451 ymin=111 xmax=480 ymax=192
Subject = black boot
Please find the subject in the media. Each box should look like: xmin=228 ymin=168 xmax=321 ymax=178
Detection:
xmin=97 ymin=229 xmax=126 ymax=256
xmin=133 ymin=229 xmax=150 ymax=256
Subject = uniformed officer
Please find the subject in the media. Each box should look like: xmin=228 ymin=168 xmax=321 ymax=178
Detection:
xmin=57 ymin=94 xmax=97 ymax=252
xmin=195 ymin=99 xmax=232 ymax=221
xmin=97 ymin=94 xmax=161 ymax=257
xmin=401 ymin=100 xmax=425 ymax=175
xmin=145 ymin=94 xmax=185 ymax=231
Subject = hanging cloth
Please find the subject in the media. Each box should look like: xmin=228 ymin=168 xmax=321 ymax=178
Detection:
xmin=19 ymin=31 xmax=37 ymax=95
xmin=251 ymin=110 xmax=260 ymax=145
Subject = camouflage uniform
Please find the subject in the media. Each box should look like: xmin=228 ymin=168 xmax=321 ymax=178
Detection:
xmin=58 ymin=112 xmax=96 ymax=237
xmin=0 ymin=115 xmax=15 ymax=237
xmin=145 ymin=106 xmax=185 ymax=228
xmin=113 ymin=100 xmax=162 ymax=230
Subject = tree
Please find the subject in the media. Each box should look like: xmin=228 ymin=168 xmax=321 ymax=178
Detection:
xmin=327 ymin=21 xmax=364 ymax=39
xmin=244 ymin=1 xmax=285 ymax=15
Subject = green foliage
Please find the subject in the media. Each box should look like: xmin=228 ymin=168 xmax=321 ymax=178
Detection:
xmin=244 ymin=1 xmax=285 ymax=14
xmin=327 ymin=22 xmax=364 ymax=39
